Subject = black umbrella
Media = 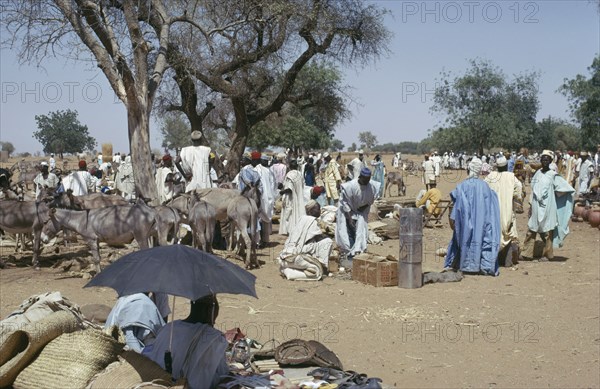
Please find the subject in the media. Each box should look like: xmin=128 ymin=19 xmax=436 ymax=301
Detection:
xmin=85 ymin=244 xmax=257 ymax=300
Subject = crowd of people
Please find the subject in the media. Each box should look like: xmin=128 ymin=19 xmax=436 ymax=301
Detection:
xmin=19 ymin=139 xmax=599 ymax=388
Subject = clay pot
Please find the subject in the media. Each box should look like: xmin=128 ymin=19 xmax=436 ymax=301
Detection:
xmin=573 ymin=204 xmax=586 ymax=218
xmin=589 ymin=209 xmax=600 ymax=228
xmin=582 ymin=208 xmax=590 ymax=222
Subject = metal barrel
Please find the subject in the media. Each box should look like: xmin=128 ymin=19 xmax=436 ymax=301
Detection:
xmin=398 ymin=207 xmax=423 ymax=289
xmin=259 ymin=220 xmax=271 ymax=243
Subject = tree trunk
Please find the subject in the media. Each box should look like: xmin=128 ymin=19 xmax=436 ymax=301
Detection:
xmin=225 ymin=98 xmax=250 ymax=178
xmin=127 ymin=102 xmax=158 ymax=205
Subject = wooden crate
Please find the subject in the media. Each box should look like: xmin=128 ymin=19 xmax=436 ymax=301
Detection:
xmin=352 ymin=255 xmax=398 ymax=287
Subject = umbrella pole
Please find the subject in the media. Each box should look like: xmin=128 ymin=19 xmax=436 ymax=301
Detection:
xmin=165 ymin=295 xmax=176 ymax=375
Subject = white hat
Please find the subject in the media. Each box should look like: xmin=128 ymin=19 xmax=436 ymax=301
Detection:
xmin=357 ymin=149 xmax=364 ymax=154
xmin=496 ymin=156 xmax=507 ymax=167
xmin=191 ymin=130 xmax=202 ymax=140
xmin=580 ymin=151 xmax=588 ymax=157
xmin=323 ymin=152 xmax=330 ymax=158
xmin=40 ymin=161 xmax=48 ymax=166
xmin=541 ymin=150 xmax=554 ymax=158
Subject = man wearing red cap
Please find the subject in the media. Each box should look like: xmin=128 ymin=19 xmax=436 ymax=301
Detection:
xmin=62 ymin=159 xmax=93 ymax=196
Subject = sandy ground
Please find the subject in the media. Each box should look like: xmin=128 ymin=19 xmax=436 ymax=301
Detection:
xmin=1 ymin=153 xmax=599 ymax=388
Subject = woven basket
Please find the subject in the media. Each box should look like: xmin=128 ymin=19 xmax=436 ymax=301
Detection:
xmin=13 ymin=328 xmax=123 ymax=389
xmin=87 ymin=350 xmax=174 ymax=389
xmin=0 ymin=310 xmax=80 ymax=387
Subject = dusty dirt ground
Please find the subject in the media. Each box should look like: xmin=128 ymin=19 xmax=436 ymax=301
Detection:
xmin=1 ymin=153 xmax=599 ymax=388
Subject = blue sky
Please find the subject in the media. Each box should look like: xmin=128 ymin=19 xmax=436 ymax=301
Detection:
xmin=1 ymin=0 xmax=598 ymax=154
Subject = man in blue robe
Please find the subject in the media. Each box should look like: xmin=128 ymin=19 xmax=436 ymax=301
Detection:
xmin=522 ymin=150 xmax=575 ymax=261
xmin=444 ymin=158 xmax=501 ymax=276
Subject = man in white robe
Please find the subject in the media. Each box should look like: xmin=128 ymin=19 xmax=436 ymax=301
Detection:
xmin=422 ymin=155 xmax=436 ymax=189
xmin=114 ymin=156 xmax=136 ymax=200
xmin=335 ymin=167 xmax=380 ymax=263
xmin=346 ymin=150 xmax=366 ymax=181
xmin=176 ymin=130 xmax=213 ymax=192
xmin=62 ymin=160 xmax=94 ymax=196
xmin=33 ymin=162 xmax=60 ymax=198
xmin=279 ymin=159 xmax=305 ymax=235
xmin=485 ymin=156 xmax=523 ymax=267
xmin=143 ymin=295 xmax=228 ymax=389
xmin=577 ymin=151 xmax=594 ymax=196
xmin=155 ymin=154 xmax=176 ymax=204
xmin=278 ymin=215 xmax=333 ymax=280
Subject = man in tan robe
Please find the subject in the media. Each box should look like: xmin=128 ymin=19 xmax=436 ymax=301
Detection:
xmin=485 ymin=156 xmax=523 ymax=267
xmin=322 ymin=153 xmax=342 ymax=206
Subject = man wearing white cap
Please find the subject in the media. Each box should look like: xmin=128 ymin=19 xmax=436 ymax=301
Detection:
xmin=485 ymin=156 xmax=523 ymax=267
xmin=270 ymin=153 xmax=287 ymax=187
xmin=522 ymin=150 xmax=574 ymax=261
xmin=33 ymin=161 xmax=60 ymax=198
xmin=176 ymin=130 xmax=213 ymax=191
xmin=346 ymin=150 xmax=366 ymax=181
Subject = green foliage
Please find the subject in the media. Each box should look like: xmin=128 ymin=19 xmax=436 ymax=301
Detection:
xmin=559 ymin=55 xmax=600 ymax=149
xmin=554 ymin=122 xmax=580 ymax=151
xmin=330 ymin=138 xmax=345 ymax=151
xmin=430 ymin=59 xmax=540 ymax=154
xmin=247 ymin=117 xmax=330 ymax=152
xmin=348 ymin=143 xmax=357 ymax=152
xmin=290 ymin=63 xmax=350 ymax=136
xmin=0 ymin=141 xmax=15 ymax=155
xmin=160 ymin=114 xmax=192 ymax=151
xmin=33 ymin=110 xmax=96 ymax=156
xmin=358 ymin=131 xmax=378 ymax=151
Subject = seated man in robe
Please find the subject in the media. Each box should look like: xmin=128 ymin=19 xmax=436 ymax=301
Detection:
xmin=105 ymin=293 xmax=165 ymax=353
xmin=444 ymin=158 xmax=501 ymax=276
xmin=415 ymin=182 xmax=442 ymax=216
xmin=143 ymin=294 xmax=229 ymax=389
xmin=278 ymin=215 xmax=333 ymax=280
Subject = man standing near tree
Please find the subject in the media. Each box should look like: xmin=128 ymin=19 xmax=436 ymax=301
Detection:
xmin=175 ymin=130 xmax=213 ymax=192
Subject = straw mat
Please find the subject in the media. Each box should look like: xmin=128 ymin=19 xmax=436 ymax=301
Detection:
xmin=13 ymin=328 xmax=123 ymax=389
xmin=0 ymin=310 xmax=80 ymax=387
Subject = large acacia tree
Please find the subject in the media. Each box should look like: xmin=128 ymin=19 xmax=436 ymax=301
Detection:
xmin=2 ymin=1 xmax=186 ymax=202
xmin=158 ymin=0 xmax=391 ymax=175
